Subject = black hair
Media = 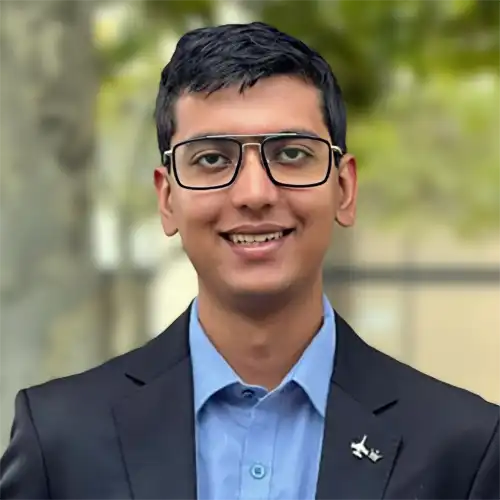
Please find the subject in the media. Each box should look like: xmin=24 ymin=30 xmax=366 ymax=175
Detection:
xmin=154 ymin=21 xmax=347 ymax=158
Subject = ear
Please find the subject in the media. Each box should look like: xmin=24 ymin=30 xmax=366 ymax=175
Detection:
xmin=154 ymin=166 xmax=178 ymax=236
xmin=335 ymin=154 xmax=358 ymax=228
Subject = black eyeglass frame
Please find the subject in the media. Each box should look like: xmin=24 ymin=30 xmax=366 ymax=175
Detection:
xmin=162 ymin=133 xmax=344 ymax=191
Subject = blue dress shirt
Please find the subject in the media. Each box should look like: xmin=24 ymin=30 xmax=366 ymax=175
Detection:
xmin=189 ymin=296 xmax=336 ymax=500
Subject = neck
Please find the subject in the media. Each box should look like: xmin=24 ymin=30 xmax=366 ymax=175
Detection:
xmin=196 ymin=279 xmax=325 ymax=390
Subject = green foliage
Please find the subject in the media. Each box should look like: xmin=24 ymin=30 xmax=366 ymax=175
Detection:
xmin=352 ymin=74 xmax=499 ymax=236
xmin=99 ymin=0 xmax=499 ymax=108
xmin=143 ymin=0 xmax=215 ymax=28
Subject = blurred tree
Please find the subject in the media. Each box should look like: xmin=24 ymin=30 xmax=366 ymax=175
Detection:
xmin=352 ymin=73 xmax=499 ymax=236
xmin=0 ymin=0 xmax=106 ymax=449
xmin=137 ymin=0 xmax=500 ymax=107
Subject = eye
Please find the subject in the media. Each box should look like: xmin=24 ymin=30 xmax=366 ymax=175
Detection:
xmin=276 ymin=147 xmax=309 ymax=163
xmin=195 ymin=153 xmax=231 ymax=168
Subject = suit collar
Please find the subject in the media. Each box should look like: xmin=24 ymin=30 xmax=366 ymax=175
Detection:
xmin=316 ymin=314 xmax=402 ymax=499
xmin=122 ymin=305 xmax=191 ymax=385
xmin=331 ymin=313 xmax=400 ymax=412
xmin=115 ymin=303 xmax=402 ymax=500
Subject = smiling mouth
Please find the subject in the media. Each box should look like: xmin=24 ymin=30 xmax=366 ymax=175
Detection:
xmin=221 ymin=228 xmax=295 ymax=245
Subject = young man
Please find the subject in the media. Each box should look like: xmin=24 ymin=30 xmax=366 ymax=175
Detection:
xmin=1 ymin=22 xmax=498 ymax=500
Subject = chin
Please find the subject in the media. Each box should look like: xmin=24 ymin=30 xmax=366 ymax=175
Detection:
xmin=223 ymin=275 xmax=297 ymax=303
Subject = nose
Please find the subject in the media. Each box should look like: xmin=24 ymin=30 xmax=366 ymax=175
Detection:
xmin=229 ymin=144 xmax=279 ymax=211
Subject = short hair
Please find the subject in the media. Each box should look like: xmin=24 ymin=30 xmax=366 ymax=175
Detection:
xmin=154 ymin=21 xmax=347 ymax=158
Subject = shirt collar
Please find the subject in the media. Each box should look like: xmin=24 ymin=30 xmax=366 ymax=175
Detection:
xmin=287 ymin=295 xmax=336 ymax=416
xmin=189 ymin=295 xmax=336 ymax=417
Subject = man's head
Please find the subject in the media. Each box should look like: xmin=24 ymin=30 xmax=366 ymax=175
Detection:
xmin=154 ymin=22 xmax=357 ymax=305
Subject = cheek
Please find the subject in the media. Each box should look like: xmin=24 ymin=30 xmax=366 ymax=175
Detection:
xmin=289 ymin=186 xmax=336 ymax=227
xmin=173 ymin=191 xmax=223 ymax=238
xmin=288 ymin=189 xmax=336 ymax=251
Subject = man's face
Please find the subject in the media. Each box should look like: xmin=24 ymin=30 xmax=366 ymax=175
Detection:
xmin=154 ymin=76 xmax=357 ymax=301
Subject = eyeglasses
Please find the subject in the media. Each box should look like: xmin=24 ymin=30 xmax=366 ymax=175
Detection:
xmin=162 ymin=133 xmax=344 ymax=190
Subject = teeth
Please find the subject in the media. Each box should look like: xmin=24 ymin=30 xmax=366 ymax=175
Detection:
xmin=229 ymin=231 xmax=284 ymax=244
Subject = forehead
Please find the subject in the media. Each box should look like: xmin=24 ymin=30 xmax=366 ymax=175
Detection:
xmin=172 ymin=75 xmax=328 ymax=144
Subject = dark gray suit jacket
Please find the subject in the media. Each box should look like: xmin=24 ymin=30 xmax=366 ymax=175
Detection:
xmin=1 ymin=306 xmax=499 ymax=499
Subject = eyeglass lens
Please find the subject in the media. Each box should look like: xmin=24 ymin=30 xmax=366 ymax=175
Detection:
xmin=173 ymin=136 xmax=331 ymax=189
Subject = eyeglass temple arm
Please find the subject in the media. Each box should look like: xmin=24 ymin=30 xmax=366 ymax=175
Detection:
xmin=162 ymin=150 xmax=172 ymax=168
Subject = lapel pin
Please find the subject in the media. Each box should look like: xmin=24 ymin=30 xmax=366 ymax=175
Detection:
xmin=368 ymin=448 xmax=383 ymax=463
xmin=351 ymin=435 xmax=383 ymax=463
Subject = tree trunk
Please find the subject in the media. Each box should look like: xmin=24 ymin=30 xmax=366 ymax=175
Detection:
xmin=112 ymin=98 xmax=154 ymax=355
xmin=0 ymin=0 xmax=105 ymax=450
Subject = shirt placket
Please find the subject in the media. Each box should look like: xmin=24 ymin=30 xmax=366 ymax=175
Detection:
xmin=239 ymin=399 xmax=279 ymax=500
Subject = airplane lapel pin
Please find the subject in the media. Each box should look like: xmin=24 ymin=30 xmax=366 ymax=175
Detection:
xmin=351 ymin=435 xmax=383 ymax=463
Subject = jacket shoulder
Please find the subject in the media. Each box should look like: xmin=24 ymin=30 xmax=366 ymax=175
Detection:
xmin=368 ymin=338 xmax=498 ymax=428
xmin=25 ymin=339 xmax=146 ymax=410
xmin=24 ymin=306 xmax=191 ymax=406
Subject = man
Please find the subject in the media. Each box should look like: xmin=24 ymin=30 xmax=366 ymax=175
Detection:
xmin=1 ymin=22 xmax=498 ymax=500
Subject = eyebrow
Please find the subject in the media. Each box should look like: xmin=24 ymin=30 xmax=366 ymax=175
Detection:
xmin=182 ymin=129 xmax=322 ymax=142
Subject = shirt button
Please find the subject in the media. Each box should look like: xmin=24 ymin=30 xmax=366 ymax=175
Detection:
xmin=250 ymin=463 xmax=266 ymax=479
xmin=241 ymin=388 xmax=255 ymax=399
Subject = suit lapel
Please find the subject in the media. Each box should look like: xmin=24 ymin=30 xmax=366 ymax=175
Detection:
xmin=316 ymin=384 xmax=402 ymax=499
xmin=113 ymin=309 xmax=197 ymax=500
xmin=316 ymin=314 xmax=403 ymax=500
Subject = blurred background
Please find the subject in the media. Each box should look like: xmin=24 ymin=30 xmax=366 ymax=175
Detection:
xmin=0 ymin=0 xmax=499 ymax=452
